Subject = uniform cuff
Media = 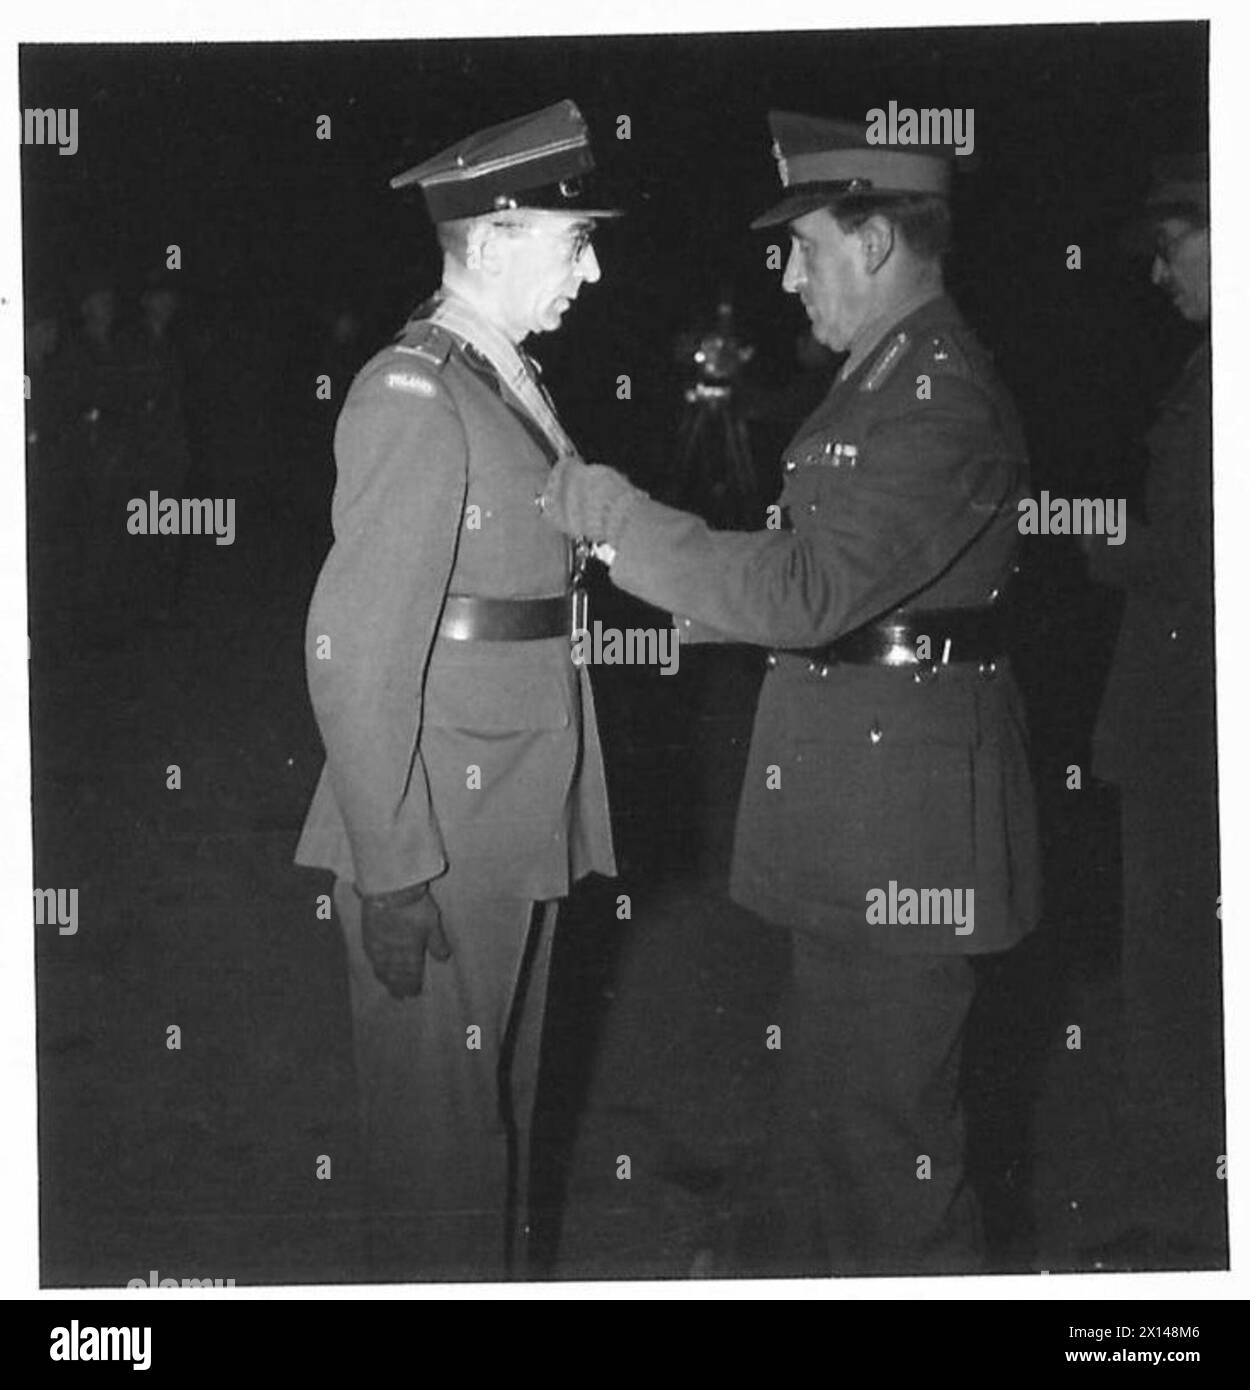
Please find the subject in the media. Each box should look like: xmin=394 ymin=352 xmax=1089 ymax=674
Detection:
xmin=603 ymin=483 xmax=646 ymax=548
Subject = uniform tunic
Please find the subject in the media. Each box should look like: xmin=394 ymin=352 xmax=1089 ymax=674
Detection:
xmin=295 ymin=309 xmax=615 ymax=1278
xmin=611 ymin=293 xmax=1041 ymax=956
xmin=604 ymin=292 xmax=1042 ymax=1271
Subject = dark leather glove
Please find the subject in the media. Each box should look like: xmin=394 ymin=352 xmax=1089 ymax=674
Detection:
xmin=539 ymin=455 xmax=644 ymax=545
xmin=360 ymin=886 xmax=452 ymax=1000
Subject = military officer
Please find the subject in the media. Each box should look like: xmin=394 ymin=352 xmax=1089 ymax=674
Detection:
xmin=542 ymin=112 xmax=1041 ymax=1274
xmin=1084 ymin=156 xmax=1224 ymax=1263
xmin=295 ymin=100 xmax=617 ymax=1281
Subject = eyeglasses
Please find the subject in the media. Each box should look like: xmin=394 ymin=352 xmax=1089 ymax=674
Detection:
xmin=491 ymin=217 xmax=595 ymax=264
xmin=564 ymin=225 xmax=595 ymax=263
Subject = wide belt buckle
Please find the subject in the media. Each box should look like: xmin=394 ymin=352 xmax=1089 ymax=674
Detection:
xmin=570 ymin=586 xmax=588 ymax=643
xmin=881 ymin=622 xmax=918 ymax=668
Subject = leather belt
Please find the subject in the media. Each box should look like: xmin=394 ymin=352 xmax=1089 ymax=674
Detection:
xmin=439 ymin=591 xmax=580 ymax=642
xmin=794 ymin=606 xmax=1008 ymax=669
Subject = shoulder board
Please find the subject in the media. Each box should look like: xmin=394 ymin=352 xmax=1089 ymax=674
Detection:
xmin=859 ymin=331 xmax=911 ymax=393
xmin=393 ymin=320 xmax=453 ymax=370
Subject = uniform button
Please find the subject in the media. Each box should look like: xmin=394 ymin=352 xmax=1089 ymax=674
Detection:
xmin=1168 ymin=627 xmax=1180 ymax=641
xmin=818 ymin=664 xmax=829 ymax=678
xmin=765 ymin=653 xmax=778 ymax=668
xmin=784 ymin=460 xmax=797 ymax=473
xmin=987 ymin=586 xmax=1000 ymax=602
xmin=806 ymin=502 xmax=818 ymax=514
xmin=869 ymin=720 xmax=883 ymax=744
xmin=806 ymin=660 xmax=819 ymax=674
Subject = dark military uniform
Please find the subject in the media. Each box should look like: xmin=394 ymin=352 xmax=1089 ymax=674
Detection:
xmin=1088 ymin=337 xmax=1224 ymax=1255
xmin=296 ymin=103 xmax=617 ymax=1280
xmin=561 ymin=113 xmax=1042 ymax=1272
xmin=623 ymin=293 xmax=1039 ymax=956
xmin=607 ymin=293 xmax=1040 ymax=1270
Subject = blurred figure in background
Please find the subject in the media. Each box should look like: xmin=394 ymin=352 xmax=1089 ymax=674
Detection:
xmin=58 ymin=271 xmax=196 ymax=639
xmin=58 ymin=277 xmax=135 ymax=638
xmin=1083 ymin=154 xmax=1224 ymax=1266
xmin=24 ymin=296 xmax=71 ymax=635
xmin=129 ymin=271 xmax=193 ymax=622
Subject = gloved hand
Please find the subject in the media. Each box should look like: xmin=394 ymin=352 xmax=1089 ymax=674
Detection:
xmin=539 ymin=455 xmax=644 ymax=546
xmin=360 ymin=886 xmax=452 ymax=1000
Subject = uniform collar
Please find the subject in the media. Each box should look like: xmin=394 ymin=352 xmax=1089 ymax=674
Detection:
xmin=430 ymin=290 xmax=531 ymax=387
xmin=428 ymin=289 xmax=577 ymax=458
xmin=838 ymin=283 xmax=944 ymax=383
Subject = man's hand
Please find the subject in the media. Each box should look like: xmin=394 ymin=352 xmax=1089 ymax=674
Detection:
xmin=539 ymin=454 xmax=644 ymax=544
xmin=360 ymin=888 xmax=452 ymax=1000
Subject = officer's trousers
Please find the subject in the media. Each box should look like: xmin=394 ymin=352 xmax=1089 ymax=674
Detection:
xmin=334 ymin=877 xmax=556 ymax=1282
xmin=776 ymin=932 xmax=983 ymax=1275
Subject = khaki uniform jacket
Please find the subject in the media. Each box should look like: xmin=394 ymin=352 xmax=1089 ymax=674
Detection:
xmin=609 ymin=294 xmax=1041 ymax=954
xmin=1089 ymin=341 xmax=1215 ymax=793
xmin=296 ymin=314 xmax=615 ymax=900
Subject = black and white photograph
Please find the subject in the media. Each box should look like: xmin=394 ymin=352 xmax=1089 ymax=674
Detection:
xmin=10 ymin=4 xmax=1245 ymax=1309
